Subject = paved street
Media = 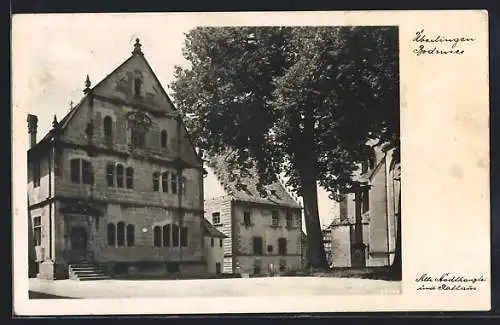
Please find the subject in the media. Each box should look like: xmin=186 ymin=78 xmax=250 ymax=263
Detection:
xmin=29 ymin=277 xmax=400 ymax=298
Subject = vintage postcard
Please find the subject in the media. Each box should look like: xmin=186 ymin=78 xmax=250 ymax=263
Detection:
xmin=12 ymin=10 xmax=490 ymax=315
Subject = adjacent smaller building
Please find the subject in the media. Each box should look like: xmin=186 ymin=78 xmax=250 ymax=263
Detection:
xmin=202 ymin=218 xmax=227 ymax=275
xmin=203 ymin=150 xmax=304 ymax=276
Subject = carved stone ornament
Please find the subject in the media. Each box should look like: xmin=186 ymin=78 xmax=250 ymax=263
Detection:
xmin=126 ymin=111 xmax=152 ymax=131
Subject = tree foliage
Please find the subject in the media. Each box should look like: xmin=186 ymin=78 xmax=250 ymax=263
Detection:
xmin=170 ymin=26 xmax=399 ymax=268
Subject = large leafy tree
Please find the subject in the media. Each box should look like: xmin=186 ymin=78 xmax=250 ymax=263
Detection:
xmin=170 ymin=26 xmax=399 ymax=270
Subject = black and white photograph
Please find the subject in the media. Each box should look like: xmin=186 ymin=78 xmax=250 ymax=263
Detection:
xmin=12 ymin=11 xmax=489 ymax=314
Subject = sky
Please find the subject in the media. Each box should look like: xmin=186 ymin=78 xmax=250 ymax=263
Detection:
xmin=12 ymin=13 xmax=338 ymax=228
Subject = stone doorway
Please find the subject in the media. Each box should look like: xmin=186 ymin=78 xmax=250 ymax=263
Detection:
xmin=70 ymin=226 xmax=88 ymax=262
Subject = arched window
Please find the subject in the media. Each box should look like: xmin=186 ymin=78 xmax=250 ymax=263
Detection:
xmin=103 ymin=116 xmax=113 ymax=137
xmin=160 ymin=130 xmax=167 ymax=148
xmin=161 ymin=172 xmax=169 ymax=193
xmin=163 ymin=224 xmax=171 ymax=247
xmin=117 ymin=222 xmax=125 ymax=246
xmin=153 ymin=226 xmax=162 ymax=247
xmin=172 ymin=224 xmax=179 ymax=247
xmin=116 ymin=164 xmax=124 ymax=188
xmin=126 ymin=167 xmax=134 ymax=189
xmin=106 ymin=163 xmax=115 ymax=187
xmin=107 ymin=223 xmax=116 ymax=246
xmin=171 ymin=173 xmax=178 ymax=195
xmin=126 ymin=224 xmax=135 ymax=247
xmin=153 ymin=172 xmax=160 ymax=191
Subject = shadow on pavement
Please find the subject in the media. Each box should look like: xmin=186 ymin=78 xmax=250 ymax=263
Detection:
xmin=28 ymin=291 xmax=75 ymax=299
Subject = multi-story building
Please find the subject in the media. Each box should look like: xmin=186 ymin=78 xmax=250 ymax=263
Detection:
xmin=203 ymin=150 xmax=304 ymax=276
xmin=329 ymin=142 xmax=401 ymax=268
xmin=27 ymin=39 xmax=207 ymax=280
xmin=202 ymin=219 xmax=227 ymax=275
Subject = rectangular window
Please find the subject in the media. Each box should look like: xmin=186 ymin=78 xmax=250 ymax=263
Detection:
xmin=243 ymin=211 xmax=251 ymax=226
xmin=126 ymin=225 xmax=135 ymax=247
xmin=70 ymin=159 xmax=80 ymax=183
xmin=171 ymin=173 xmax=178 ymax=194
xmin=179 ymin=177 xmax=186 ymax=195
xmin=219 ymin=238 xmax=223 ymax=247
xmin=212 ymin=212 xmax=221 ymax=225
xmin=253 ymin=237 xmax=263 ymax=255
xmin=286 ymin=212 xmax=293 ymax=228
xmin=106 ymin=164 xmax=115 ymax=186
xmin=278 ymin=238 xmax=287 ymax=256
xmin=362 ymin=188 xmax=370 ymax=213
xmin=180 ymin=227 xmax=188 ymax=247
xmin=153 ymin=173 xmax=160 ymax=191
xmin=81 ymin=160 xmax=93 ymax=184
xmin=211 ymin=237 xmax=214 ymax=247
xmin=126 ymin=167 xmax=134 ymax=189
xmin=272 ymin=211 xmax=279 ymax=227
xmin=153 ymin=226 xmax=162 ymax=247
xmin=172 ymin=224 xmax=179 ymax=247
xmin=162 ymin=172 xmax=169 ymax=193
xmin=33 ymin=216 xmax=41 ymax=246
xmin=33 ymin=162 xmax=41 ymax=188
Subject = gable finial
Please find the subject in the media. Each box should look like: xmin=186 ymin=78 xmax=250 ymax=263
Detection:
xmin=132 ymin=38 xmax=143 ymax=55
xmin=84 ymin=74 xmax=91 ymax=94
xmin=52 ymin=114 xmax=59 ymax=129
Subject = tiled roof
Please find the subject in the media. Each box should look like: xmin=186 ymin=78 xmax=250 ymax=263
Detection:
xmin=203 ymin=218 xmax=227 ymax=238
xmin=206 ymin=150 xmax=302 ymax=209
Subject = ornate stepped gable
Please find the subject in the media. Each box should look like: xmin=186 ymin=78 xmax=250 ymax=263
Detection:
xmin=206 ymin=150 xmax=301 ymax=209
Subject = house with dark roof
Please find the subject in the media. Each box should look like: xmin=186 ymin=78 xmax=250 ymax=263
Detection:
xmin=329 ymin=141 xmax=401 ymax=268
xmin=203 ymin=150 xmax=304 ymax=276
xmin=27 ymin=39 xmax=207 ymax=280
xmin=202 ymin=219 xmax=228 ymax=275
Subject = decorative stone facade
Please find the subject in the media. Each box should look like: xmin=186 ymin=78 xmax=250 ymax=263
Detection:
xmin=27 ymin=39 xmax=206 ymax=279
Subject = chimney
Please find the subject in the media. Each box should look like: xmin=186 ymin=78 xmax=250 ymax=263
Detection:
xmin=27 ymin=114 xmax=38 ymax=148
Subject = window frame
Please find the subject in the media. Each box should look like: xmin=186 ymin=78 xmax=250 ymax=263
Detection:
xmin=278 ymin=237 xmax=287 ymax=256
xmin=117 ymin=222 xmax=125 ymax=247
xmin=212 ymin=212 xmax=221 ymax=225
xmin=160 ymin=130 xmax=168 ymax=148
xmin=107 ymin=223 xmax=116 ymax=246
xmin=161 ymin=171 xmax=169 ymax=193
xmin=103 ymin=116 xmax=113 ymax=137
xmin=272 ymin=211 xmax=280 ymax=227
xmin=153 ymin=172 xmax=160 ymax=191
xmin=126 ymin=167 xmax=134 ymax=189
xmin=253 ymin=236 xmax=263 ymax=255
xmin=116 ymin=164 xmax=125 ymax=188
xmin=33 ymin=216 xmax=42 ymax=246
xmin=106 ymin=163 xmax=115 ymax=187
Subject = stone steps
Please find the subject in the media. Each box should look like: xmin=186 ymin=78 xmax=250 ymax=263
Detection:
xmin=69 ymin=263 xmax=112 ymax=281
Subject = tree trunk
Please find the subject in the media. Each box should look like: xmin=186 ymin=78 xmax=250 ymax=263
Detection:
xmin=300 ymin=170 xmax=328 ymax=270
